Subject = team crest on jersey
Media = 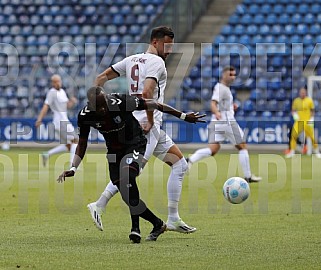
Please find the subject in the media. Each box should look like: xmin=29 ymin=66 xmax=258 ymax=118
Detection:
xmin=113 ymin=116 xmax=121 ymax=124
xmin=126 ymin=158 xmax=133 ymax=164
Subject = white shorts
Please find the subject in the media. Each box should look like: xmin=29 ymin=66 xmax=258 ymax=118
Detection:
xmin=208 ymin=120 xmax=244 ymax=145
xmin=144 ymin=123 xmax=175 ymax=161
xmin=54 ymin=120 xmax=77 ymax=144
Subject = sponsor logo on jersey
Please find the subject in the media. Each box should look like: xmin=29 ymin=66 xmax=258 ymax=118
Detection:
xmin=131 ymin=57 xmax=147 ymax=64
xmin=113 ymin=116 xmax=122 ymax=124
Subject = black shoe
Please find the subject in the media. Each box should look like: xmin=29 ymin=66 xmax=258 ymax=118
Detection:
xmin=145 ymin=220 xmax=166 ymax=241
xmin=245 ymin=175 xmax=262 ymax=183
xmin=129 ymin=228 xmax=141 ymax=244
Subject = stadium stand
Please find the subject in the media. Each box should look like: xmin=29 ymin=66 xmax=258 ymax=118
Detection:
xmin=0 ymin=0 xmax=166 ymax=118
xmin=179 ymin=0 xmax=321 ymax=119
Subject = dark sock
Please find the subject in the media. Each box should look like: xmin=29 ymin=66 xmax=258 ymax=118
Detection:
xmin=131 ymin=215 xmax=140 ymax=232
xmin=139 ymin=207 xmax=161 ymax=227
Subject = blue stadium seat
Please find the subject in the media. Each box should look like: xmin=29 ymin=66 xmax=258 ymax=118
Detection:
xmin=201 ymin=88 xmax=212 ymax=100
xmin=285 ymin=4 xmax=296 ymax=15
xmin=191 ymin=78 xmax=202 ymax=90
xmin=285 ymin=25 xmax=296 ymax=36
xmin=137 ymin=14 xmax=149 ymax=25
xmin=311 ymin=3 xmax=321 ymax=14
xmin=297 ymin=24 xmax=308 ymax=35
xmin=310 ymin=24 xmax=321 ymax=35
xmin=247 ymin=25 xmax=258 ymax=36
xmin=261 ymin=4 xmax=272 ymax=15
xmin=273 ymin=4 xmax=284 ymax=15
xmin=145 ymin=4 xmax=157 ymax=15
xmin=214 ymin=34 xmax=225 ymax=44
xmin=282 ymin=100 xmax=291 ymax=111
xmin=129 ymin=24 xmax=141 ymax=35
xmin=262 ymin=111 xmax=272 ymax=119
xmin=276 ymin=34 xmax=287 ymax=43
xmin=272 ymin=89 xmax=285 ymax=103
xmin=259 ymin=25 xmax=270 ymax=35
xmin=202 ymin=66 xmax=212 ymax=79
xmin=240 ymin=14 xmax=252 ymax=25
xmin=303 ymin=13 xmax=314 ymax=25
xmin=250 ymin=89 xmax=264 ymax=101
xmin=298 ymin=4 xmax=309 ymax=14
xmin=243 ymin=100 xmax=254 ymax=113
xmin=229 ymin=14 xmax=239 ymax=25
xmin=253 ymin=14 xmax=264 ymax=25
xmin=221 ymin=25 xmax=232 ymax=35
xmin=120 ymin=4 xmax=131 ymax=15
xmin=189 ymin=66 xmax=200 ymax=79
xmin=234 ymin=24 xmax=245 ymax=35
xmin=225 ymin=35 xmax=238 ymax=43
xmin=291 ymin=14 xmax=302 ymax=25
xmin=185 ymin=88 xmax=199 ymax=101
xmin=266 ymin=14 xmax=277 ymax=25
xmin=278 ymin=14 xmax=290 ymax=25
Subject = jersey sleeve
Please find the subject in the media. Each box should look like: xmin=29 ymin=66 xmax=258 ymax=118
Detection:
xmin=77 ymin=114 xmax=91 ymax=139
xmin=44 ymin=90 xmax=54 ymax=106
xmin=145 ymin=57 xmax=165 ymax=82
xmin=118 ymin=94 xmax=146 ymax=112
xmin=211 ymin=84 xmax=220 ymax=102
xmin=111 ymin=57 xmax=128 ymax=77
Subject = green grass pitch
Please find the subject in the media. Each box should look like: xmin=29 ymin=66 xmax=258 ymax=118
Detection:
xmin=1 ymin=148 xmax=321 ymax=269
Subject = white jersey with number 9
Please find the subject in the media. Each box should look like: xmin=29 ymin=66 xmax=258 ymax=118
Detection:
xmin=112 ymin=53 xmax=167 ymax=125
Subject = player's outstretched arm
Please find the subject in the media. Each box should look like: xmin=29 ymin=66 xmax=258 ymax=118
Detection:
xmin=57 ymin=137 xmax=88 ymax=183
xmin=94 ymin=67 xmax=119 ymax=87
xmin=145 ymin=100 xmax=206 ymax=124
xmin=35 ymin=104 xmax=49 ymax=128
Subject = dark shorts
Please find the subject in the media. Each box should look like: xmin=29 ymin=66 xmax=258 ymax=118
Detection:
xmin=107 ymin=142 xmax=146 ymax=184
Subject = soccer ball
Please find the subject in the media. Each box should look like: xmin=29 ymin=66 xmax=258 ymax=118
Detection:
xmin=222 ymin=177 xmax=250 ymax=204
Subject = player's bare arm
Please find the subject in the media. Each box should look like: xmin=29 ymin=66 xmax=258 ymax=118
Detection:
xmin=95 ymin=67 xmax=119 ymax=87
xmin=57 ymin=137 xmax=88 ymax=182
xmin=211 ymin=100 xmax=221 ymax=120
xmin=145 ymin=100 xmax=206 ymax=124
xmin=35 ymin=104 xmax=49 ymax=127
xmin=142 ymin=77 xmax=157 ymax=133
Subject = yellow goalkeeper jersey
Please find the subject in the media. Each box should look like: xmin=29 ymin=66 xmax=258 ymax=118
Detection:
xmin=292 ymin=97 xmax=314 ymax=121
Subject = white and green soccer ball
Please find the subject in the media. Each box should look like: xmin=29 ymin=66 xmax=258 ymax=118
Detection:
xmin=222 ymin=177 xmax=250 ymax=204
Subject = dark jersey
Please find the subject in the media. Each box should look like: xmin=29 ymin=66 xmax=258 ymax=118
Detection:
xmin=77 ymin=94 xmax=147 ymax=150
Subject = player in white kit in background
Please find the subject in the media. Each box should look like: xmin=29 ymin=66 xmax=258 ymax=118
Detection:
xmin=35 ymin=74 xmax=78 ymax=167
xmin=187 ymin=66 xmax=262 ymax=183
xmin=87 ymin=26 xmax=197 ymax=233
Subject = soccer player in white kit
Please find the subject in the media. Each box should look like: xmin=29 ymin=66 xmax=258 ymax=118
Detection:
xmin=87 ymin=26 xmax=196 ymax=233
xmin=187 ymin=66 xmax=262 ymax=183
xmin=35 ymin=74 xmax=78 ymax=167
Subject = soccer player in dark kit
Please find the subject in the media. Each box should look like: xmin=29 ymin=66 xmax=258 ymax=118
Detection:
xmin=57 ymin=86 xmax=205 ymax=243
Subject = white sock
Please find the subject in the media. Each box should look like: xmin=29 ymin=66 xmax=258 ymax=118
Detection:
xmin=189 ymin=147 xmax=212 ymax=164
xmin=96 ymin=181 xmax=119 ymax=209
xmin=70 ymin=143 xmax=77 ymax=166
xmin=239 ymin=149 xmax=251 ymax=178
xmin=47 ymin=144 xmax=68 ymax=156
xmin=167 ymin=157 xmax=188 ymax=222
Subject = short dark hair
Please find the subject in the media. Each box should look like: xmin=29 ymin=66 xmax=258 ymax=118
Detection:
xmin=87 ymin=86 xmax=104 ymax=110
xmin=150 ymin=26 xmax=174 ymax=41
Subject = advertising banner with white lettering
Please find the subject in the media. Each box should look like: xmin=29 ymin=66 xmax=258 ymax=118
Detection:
xmin=1 ymin=118 xmax=320 ymax=144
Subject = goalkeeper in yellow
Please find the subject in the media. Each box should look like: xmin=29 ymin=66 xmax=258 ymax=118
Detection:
xmin=285 ymin=87 xmax=321 ymax=158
